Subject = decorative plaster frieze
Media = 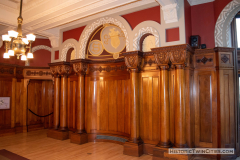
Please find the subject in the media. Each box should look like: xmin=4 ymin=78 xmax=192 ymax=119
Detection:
xmin=49 ymin=36 xmax=60 ymax=48
xmin=161 ymin=2 xmax=179 ymax=23
xmin=78 ymin=17 xmax=130 ymax=59
xmin=215 ymin=0 xmax=240 ymax=47
xmin=133 ymin=27 xmax=159 ymax=51
xmin=187 ymin=0 xmax=214 ymax=6
xmin=61 ymin=43 xmax=76 ymax=61
xmin=32 ymin=45 xmax=52 ymax=53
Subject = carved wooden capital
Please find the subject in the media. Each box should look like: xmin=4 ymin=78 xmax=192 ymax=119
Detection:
xmin=154 ymin=51 xmax=170 ymax=66
xmin=151 ymin=44 xmax=193 ymax=67
xmin=50 ymin=66 xmax=59 ymax=77
xmin=169 ymin=49 xmax=187 ymax=65
xmin=57 ymin=65 xmax=71 ymax=77
xmin=73 ymin=62 xmax=88 ymax=75
xmin=122 ymin=51 xmax=143 ymax=71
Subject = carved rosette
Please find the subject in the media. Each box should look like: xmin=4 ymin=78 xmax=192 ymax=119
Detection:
xmin=73 ymin=62 xmax=88 ymax=75
xmin=57 ymin=65 xmax=71 ymax=77
xmin=122 ymin=51 xmax=143 ymax=72
xmin=154 ymin=51 xmax=170 ymax=69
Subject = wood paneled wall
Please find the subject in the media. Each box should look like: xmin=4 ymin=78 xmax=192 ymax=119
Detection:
xmin=0 ymin=80 xmax=12 ymax=130
xmin=0 ymin=65 xmax=53 ymax=135
xmin=27 ymin=80 xmax=53 ymax=129
xmin=140 ymin=71 xmax=160 ymax=145
xmin=84 ymin=63 xmax=131 ymax=138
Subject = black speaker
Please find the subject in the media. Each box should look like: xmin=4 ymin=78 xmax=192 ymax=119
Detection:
xmin=190 ymin=35 xmax=201 ymax=49
xmin=201 ymin=44 xmax=206 ymax=49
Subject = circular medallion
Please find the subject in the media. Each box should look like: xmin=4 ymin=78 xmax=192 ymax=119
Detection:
xmin=88 ymin=40 xmax=103 ymax=56
xmin=100 ymin=25 xmax=126 ymax=54
xmin=113 ymin=53 xmax=119 ymax=59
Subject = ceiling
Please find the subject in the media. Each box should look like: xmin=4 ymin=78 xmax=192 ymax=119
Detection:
xmin=0 ymin=0 xmax=214 ymax=43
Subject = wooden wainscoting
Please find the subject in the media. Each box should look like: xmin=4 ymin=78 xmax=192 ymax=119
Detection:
xmin=0 ymin=79 xmax=12 ymax=130
xmin=27 ymin=80 xmax=54 ymax=131
xmin=140 ymin=71 xmax=160 ymax=145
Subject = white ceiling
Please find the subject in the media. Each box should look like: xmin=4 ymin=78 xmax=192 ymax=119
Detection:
xmin=0 ymin=0 xmax=215 ymax=42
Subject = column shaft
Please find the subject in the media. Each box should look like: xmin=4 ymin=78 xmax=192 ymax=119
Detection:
xmin=159 ymin=66 xmax=171 ymax=147
xmin=174 ymin=65 xmax=187 ymax=147
xmin=60 ymin=75 xmax=67 ymax=130
xmin=76 ymin=74 xmax=85 ymax=133
xmin=130 ymin=69 xmax=141 ymax=143
xmin=53 ymin=76 xmax=60 ymax=129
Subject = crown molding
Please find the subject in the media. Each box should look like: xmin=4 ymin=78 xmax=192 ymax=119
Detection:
xmin=187 ymin=0 xmax=215 ymax=6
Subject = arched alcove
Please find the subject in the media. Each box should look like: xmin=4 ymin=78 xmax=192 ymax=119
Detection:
xmin=215 ymin=0 xmax=240 ymax=47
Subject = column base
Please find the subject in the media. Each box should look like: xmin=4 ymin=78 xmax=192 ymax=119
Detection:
xmin=70 ymin=132 xmax=88 ymax=144
xmin=123 ymin=141 xmax=144 ymax=157
xmin=157 ymin=141 xmax=172 ymax=148
xmin=47 ymin=129 xmax=69 ymax=140
xmin=153 ymin=146 xmax=192 ymax=160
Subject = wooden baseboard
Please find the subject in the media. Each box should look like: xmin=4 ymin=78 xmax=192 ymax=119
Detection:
xmin=0 ymin=128 xmax=15 ymax=137
xmin=123 ymin=141 xmax=144 ymax=157
xmin=47 ymin=129 xmax=69 ymax=140
xmin=70 ymin=132 xmax=88 ymax=144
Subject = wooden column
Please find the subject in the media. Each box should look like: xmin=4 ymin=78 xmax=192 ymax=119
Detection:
xmin=11 ymin=78 xmax=16 ymax=128
xmin=70 ymin=60 xmax=88 ymax=144
xmin=57 ymin=64 xmax=70 ymax=131
xmin=47 ymin=62 xmax=70 ymax=140
xmin=50 ymin=66 xmax=60 ymax=130
xmin=154 ymin=51 xmax=171 ymax=148
xmin=23 ymin=79 xmax=30 ymax=132
xmin=122 ymin=51 xmax=143 ymax=157
xmin=170 ymin=48 xmax=188 ymax=148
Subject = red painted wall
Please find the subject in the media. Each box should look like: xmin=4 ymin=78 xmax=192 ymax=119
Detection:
xmin=191 ymin=2 xmax=216 ymax=48
xmin=185 ymin=0 xmax=192 ymax=45
xmin=29 ymin=38 xmax=51 ymax=67
xmin=63 ymin=26 xmax=86 ymax=42
xmin=122 ymin=6 xmax=161 ymax=29
xmin=214 ymin=0 xmax=233 ymax=23
xmin=55 ymin=50 xmax=59 ymax=60
xmin=166 ymin=28 xmax=180 ymax=42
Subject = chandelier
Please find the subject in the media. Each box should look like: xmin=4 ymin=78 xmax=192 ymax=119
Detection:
xmin=2 ymin=0 xmax=36 ymax=61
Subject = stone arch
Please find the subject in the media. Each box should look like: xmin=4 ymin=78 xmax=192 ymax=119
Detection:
xmin=132 ymin=21 xmax=160 ymax=51
xmin=215 ymin=0 xmax=240 ymax=47
xmin=32 ymin=45 xmax=51 ymax=53
xmin=78 ymin=16 xmax=132 ymax=59
xmin=59 ymin=39 xmax=78 ymax=61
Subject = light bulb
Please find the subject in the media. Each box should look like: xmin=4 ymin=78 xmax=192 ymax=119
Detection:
xmin=21 ymin=55 xmax=27 ymax=61
xmin=22 ymin=38 xmax=29 ymax=45
xmin=8 ymin=50 xmax=14 ymax=56
xmin=27 ymin=52 xmax=33 ymax=58
xmin=8 ymin=30 xmax=18 ymax=38
xmin=26 ymin=34 xmax=36 ymax=41
xmin=2 ymin=35 xmax=11 ymax=41
xmin=3 ymin=53 xmax=9 ymax=59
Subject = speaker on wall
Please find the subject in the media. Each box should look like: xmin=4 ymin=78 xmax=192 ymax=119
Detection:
xmin=190 ymin=35 xmax=201 ymax=49
xmin=201 ymin=44 xmax=206 ymax=49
